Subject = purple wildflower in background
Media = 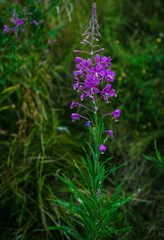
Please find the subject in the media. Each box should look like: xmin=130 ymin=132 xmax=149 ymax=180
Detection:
xmin=2 ymin=25 xmax=9 ymax=34
xmin=32 ymin=20 xmax=38 ymax=25
xmin=2 ymin=8 xmax=38 ymax=36
xmin=70 ymin=2 xmax=121 ymax=153
xmin=16 ymin=19 xmax=24 ymax=27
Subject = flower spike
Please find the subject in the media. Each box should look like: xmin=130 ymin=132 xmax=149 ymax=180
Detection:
xmin=71 ymin=2 xmax=121 ymax=153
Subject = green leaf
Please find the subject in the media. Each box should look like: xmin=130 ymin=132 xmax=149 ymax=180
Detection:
xmin=69 ymin=195 xmax=73 ymax=212
xmin=82 ymin=147 xmax=94 ymax=177
xmin=100 ymin=156 xmax=113 ymax=168
xmin=143 ymin=154 xmax=159 ymax=163
xmin=1 ymin=84 xmax=19 ymax=94
xmin=74 ymin=161 xmax=93 ymax=197
xmin=102 ymin=226 xmax=132 ymax=237
xmin=46 ymin=226 xmax=85 ymax=240
xmin=49 ymin=198 xmax=84 ymax=216
xmin=46 ymin=225 xmax=72 ymax=233
xmin=99 ymin=117 xmax=105 ymax=135
xmin=111 ymin=183 xmax=122 ymax=202
xmin=81 ymin=156 xmax=94 ymax=187
xmin=154 ymin=140 xmax=162 ymax=161
xmin=105 ymin=164 xmax=126 ymax=179
xmin=89 ymin=125 xmax=96 ymax=145
xmin=1 ymin=62 xmax=25 ymax=81
xmin=58 ymin=175 xmax=93 ymax=216
xmin=84 ymin=140 xmax=97 ymax=166
xmin=49 ymin=199 xmax=69 ymax=208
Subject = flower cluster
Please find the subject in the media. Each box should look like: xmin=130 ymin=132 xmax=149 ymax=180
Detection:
xmin=2 ymin=9 xmax=38 ymax=36
xmin=71 ymin=3 xmax=121 ymax=154
xmin=73 ymin=55 xmax=116 ymax=104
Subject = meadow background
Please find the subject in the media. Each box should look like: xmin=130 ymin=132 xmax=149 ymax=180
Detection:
xmin=0 ymin=0 xmax=164 ymax=239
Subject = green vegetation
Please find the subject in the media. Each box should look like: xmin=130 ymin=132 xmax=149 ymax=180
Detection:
xmin=0 ymin=0 xmax=163 ymax=239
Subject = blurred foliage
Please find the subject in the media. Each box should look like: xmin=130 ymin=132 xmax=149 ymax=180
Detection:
xmin=143 ymin=140 xmax=164 ymax=168
xmin=0 ymin=0 xmax=164 ymax=239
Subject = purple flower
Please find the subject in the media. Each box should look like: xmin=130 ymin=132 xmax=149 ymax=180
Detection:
xmin=106 ymin=68 xmax=115 ymax=82
xmin=71 ymin=2 xmax=121 ymax=145
xmin=71 ymin=113 xmax=80 ymax=122
xmin=75 ymin=63 xmax=84 ymax=73
xmin=99 ymin=144 xmax=106 ymax=154
xmin=73 ymin=67 xmax=84 ymax=76
xmin=95 ymin=54 xmax=101 ymax=63
xmin=101 ymin=56 xmax=111 ymax=66
xmin=73 ymin=77 xmax=80 ymax=90
xmin=70 ymin=101 xmax=79 ymax=109
xmin=112 ymin=109 xmax=121 ymax=118
xmin=3 ymin=8 xmax=38 ymax=37
xmin=80 ymin=60 xmax=87 ymax=68
xmin=94 ymin=107 xmax=98 ymax=112
xmin=2 ymin=25 xmax=9 ymax=34
xmin=73 ymin=83 xmax=83 ymax=92
xmin=78 ymin=85 xmax=84 ymax=92
xmin=72 ymin=113 xmax=90 ymax=123
xmin=85 ymin=74 xmax=99 ymax=96
xmin=80 ymin=94 xmax=86 ymax=101
xmin=104 ymin=130 xmax=113 ymax=138
xmin=86 ymin=121 xmax=91 ymax=128
xmin=13 ymin=27 xmax=17 ymax=36
xmin=87 ymin=58 xmax=92 ymax=67
xmin=101 ymin=84 xmax=116 ymax=102
xmin=75 ymin=57 xmax=82 ymax=63
xmin=108 ymin=130 xmax=113 ymax=138
xmin=73 ymin=70 xmax=79 ymax=76
xmin=72 ymin=3 xmax=117 ymax=104
xmin=89 ymin=64 xmax=105 ymax=77
xmin=32 ymin=20 xmax=38 ymax=25
xmin=16 ymin=19 xmax=24 ymax=27
xmin=95 ymin=54 xmax=111 ymax=67
xmin=11 ymin=18 xmax=16 ymax=24
xmin=74 ymin=50 xmax=88 ymax=54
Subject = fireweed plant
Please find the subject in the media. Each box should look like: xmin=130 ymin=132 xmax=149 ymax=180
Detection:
xmin=49 ymin=3 xmax=133 ymax=239
xmin=2 ymin=8 xmax=38 ymax=37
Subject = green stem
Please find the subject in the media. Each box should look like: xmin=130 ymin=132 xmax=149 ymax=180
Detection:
xmin=90 ymin=21 xmax=100 ymax=189
xmin=93 ymin=102 xmax=100 ymax=177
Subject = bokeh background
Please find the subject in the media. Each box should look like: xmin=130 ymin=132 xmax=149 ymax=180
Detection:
xmin=0 ymin=0 xmax=164 ymax=239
